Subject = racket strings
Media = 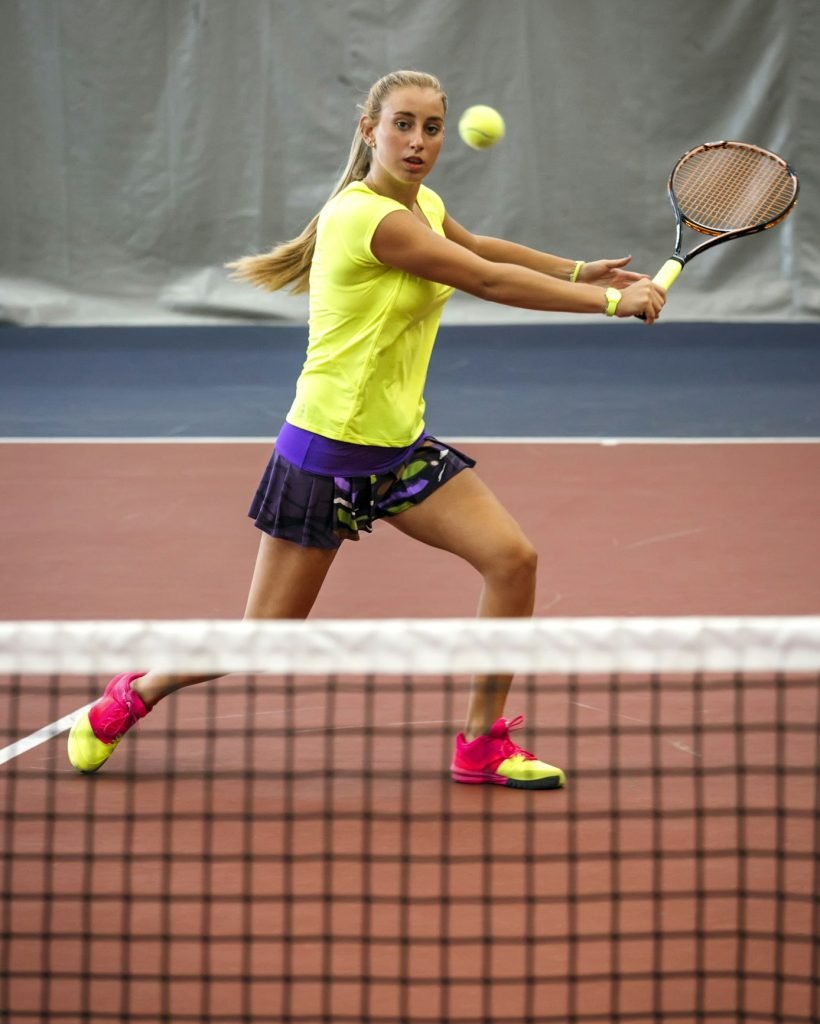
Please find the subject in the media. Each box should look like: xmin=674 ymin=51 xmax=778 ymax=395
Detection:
xmin=672 ymin=145 xmax=796 ymax=233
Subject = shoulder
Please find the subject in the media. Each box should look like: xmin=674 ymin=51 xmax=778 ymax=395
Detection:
xmin=416 ymin=184 xmax=447 ymax=234
xmin=417 ymin=184 xmax=446 ymax=217
xmin=323 ymin=181 xmax=405 ymax=221
xmin=318 ymin=182 xmax=409 ymax=264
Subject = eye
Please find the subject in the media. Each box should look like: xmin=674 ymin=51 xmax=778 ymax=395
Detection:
xmin=395 ymin=119 xmax=410 ymax=130
xmin=425 ymin=124 xmax=441 ymax=136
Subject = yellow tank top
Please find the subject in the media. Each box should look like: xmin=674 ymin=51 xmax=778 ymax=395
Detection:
xmin=286 ymin=181 xmax=454 ymax=446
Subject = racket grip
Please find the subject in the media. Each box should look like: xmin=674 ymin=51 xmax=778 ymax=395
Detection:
xmin=635 ymin=257 xmax=684 ymax=320
xmin=652 ymin=258 xmax=684 ymax=290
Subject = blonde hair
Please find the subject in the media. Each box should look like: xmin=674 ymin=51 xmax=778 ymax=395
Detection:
xmin=226 ymin=70 xmax=447 ymax=294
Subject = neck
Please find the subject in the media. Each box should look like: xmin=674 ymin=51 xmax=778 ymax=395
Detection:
xmin=363 ymin=169 xmax=420 ymax=210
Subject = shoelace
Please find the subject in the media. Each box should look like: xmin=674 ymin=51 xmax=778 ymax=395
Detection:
xmin=95 ymin=689 xmax=141 ymax=743
xmin=496 ymin=715 xmax=537 ymax=761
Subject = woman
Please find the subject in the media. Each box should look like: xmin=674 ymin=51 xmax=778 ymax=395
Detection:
xmin=68 ymin=70 xmax=665 ymax=788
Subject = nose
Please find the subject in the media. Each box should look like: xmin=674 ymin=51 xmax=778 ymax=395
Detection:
xmin=409 ymin=127 xmax=424 ymax=150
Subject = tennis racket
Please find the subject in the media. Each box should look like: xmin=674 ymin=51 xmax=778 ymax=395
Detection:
xmin=649 ymin=140 xmax=799 ymax=294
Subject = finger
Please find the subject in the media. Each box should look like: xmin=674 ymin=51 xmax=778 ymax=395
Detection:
xmin=601 ymin=257 xmax=630 ymax=272
xmin=643 ymin=295 xmax=659 ymax=324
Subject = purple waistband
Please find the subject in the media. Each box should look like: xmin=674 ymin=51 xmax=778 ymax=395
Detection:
xmin=275 ymin=421 xmax=422 ymax=476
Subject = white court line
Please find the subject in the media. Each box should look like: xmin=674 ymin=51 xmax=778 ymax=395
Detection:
xmin=294 ymin=718 xmax=457 ymax=735
xmin=569 ymin=701 xmax=703 ymax=759
xmin=0 ymin=700 xmax=328 ymax=764
xmin=0 ymin=707 xmax=457 ymax=766
xmin=0 ymin=703 xmax=93 ymax=766
xmin=621 ymin=527 xmax=705 ymax=550
xmin=0 ymin=436 xmax=819 ymax=445
xmin=184 ymin=704 xmax=327 ymax=724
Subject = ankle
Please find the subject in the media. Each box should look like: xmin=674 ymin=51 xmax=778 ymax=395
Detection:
xmin=462 ymin=724 xmax=489 ymax=744
xmin=130 ymin=675 xmax=157 ymax=709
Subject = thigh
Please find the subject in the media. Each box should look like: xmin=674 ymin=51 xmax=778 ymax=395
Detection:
xmin=387 ymin=468 xmax=533 ymax=574
xmin=243 ymin=533 xmax=338 ymax=619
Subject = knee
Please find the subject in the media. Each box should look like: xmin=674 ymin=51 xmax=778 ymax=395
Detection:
xmin=486 ymin=537 xmax=538 ymax=585
xmin=515 ymin=540 xmax=539 ymax=581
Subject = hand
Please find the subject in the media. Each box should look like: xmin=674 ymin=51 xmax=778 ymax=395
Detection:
xmin=615 ymin=279 xmax=666 ymax=324
xmin=580 ymin=255 xmax=648 ymax=288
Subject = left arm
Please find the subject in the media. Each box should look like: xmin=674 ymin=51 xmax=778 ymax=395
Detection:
xmin=443 ymin=214 xmax=647 ymax=288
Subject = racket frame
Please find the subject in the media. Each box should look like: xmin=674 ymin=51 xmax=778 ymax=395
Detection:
xmin=653 ymin=139 xmax=799 ymax=289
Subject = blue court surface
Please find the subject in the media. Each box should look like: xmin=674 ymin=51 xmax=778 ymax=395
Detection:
xmin=2 ymin=321 xmax=818 ymax=439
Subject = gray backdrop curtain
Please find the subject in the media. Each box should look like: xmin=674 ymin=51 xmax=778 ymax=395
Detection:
xmin=1 ymin=0 xmax=818 ymax=325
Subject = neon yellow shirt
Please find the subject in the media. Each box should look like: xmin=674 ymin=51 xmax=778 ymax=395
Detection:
xmin=286 ymin=181 xmax=454 ymax=446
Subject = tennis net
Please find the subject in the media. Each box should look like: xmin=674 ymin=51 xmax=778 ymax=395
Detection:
xmin=1 ymin=616 xmax=818 ymax=1023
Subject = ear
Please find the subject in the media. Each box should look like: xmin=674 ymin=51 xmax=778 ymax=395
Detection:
xmin=359 ymin=114 xmax=375 ymax=148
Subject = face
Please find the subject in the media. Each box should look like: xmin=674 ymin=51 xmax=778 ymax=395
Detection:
xmin=363 ymin=86 xmax=446 ymax=184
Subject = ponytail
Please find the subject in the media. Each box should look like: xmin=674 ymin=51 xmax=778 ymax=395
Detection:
xmin=227 ymin=70 xmax=446 ymax=295
xmin=226 ymin=132 xmax=371 ymax=294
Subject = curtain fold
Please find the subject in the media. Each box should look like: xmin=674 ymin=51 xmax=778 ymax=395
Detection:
xmin=0 ymin=0 xmax=816 ymax=325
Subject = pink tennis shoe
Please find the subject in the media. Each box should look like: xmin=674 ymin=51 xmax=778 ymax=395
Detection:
xmin=67 ymin=683 xmax=561 ymax=789
xmin=67 ymin=672 xmax=150 ymax=774
xmin=451 ymin=714 xmax=565 ymax=789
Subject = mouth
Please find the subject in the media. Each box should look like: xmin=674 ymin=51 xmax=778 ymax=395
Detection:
xmin=403 ymin=156 xmax=424 ymax=168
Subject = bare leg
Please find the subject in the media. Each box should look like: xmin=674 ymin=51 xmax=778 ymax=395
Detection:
xmin=132 ymin=534 xmax=338 ymax=706
xmin=388 ymin=469 xmax=537 ymax=739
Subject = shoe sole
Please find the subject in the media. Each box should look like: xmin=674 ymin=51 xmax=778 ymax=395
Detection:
xmin=451 ymin=768 xmax=564 ymax=790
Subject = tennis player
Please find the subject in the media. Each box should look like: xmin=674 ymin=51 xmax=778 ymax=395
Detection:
xmin=68 ymin=70 xmax=665 ymax=787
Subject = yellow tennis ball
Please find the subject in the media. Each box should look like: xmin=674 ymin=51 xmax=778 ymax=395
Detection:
xmin=458 ymin=105 xmax=505 ymax=150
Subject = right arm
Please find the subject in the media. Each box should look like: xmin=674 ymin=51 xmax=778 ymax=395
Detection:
xmin=370 ymin=210 xmax=665 ymax=323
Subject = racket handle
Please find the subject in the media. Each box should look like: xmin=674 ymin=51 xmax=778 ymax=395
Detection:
xmin=635 ymin=257 xmax=684 ymax=320
xmin=653 ymin=258 xmax=684 ymax=290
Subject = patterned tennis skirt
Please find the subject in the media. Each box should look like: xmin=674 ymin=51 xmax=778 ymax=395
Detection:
xmin=248 ymin=436 xmax=476 ymax=549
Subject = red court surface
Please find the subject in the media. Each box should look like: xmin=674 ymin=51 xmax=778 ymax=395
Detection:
xmin=1 ymin=440 xmax=819 ymax=620
xmin=2 ymin=440 xmax=819 ymax=1023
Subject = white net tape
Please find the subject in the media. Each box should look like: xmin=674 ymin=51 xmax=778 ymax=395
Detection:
xmin=1 ymin=616 xmax=819 ymax=675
